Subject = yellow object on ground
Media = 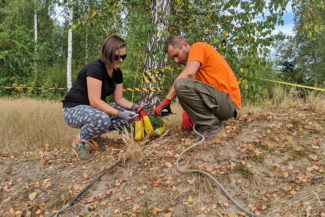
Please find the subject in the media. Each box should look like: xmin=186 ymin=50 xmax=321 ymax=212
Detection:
xmin=134 ymin=115 xmax=166 ymax=141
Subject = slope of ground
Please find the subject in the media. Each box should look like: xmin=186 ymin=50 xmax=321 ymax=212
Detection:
xmin=0 ymin=98 xmax=324 ymax=217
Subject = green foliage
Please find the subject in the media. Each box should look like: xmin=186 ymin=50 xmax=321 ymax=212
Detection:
xmin=0 ymin=24 xmax=35 ymax=81
xmin=1 ymin=0 xmax=323 ymax=103
xmin=165 ymin=0 xmax=288 ymax=101
xmin=276 ymin=0 xmax=325 ymax=89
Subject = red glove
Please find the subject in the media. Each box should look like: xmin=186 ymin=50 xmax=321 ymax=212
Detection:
xmin=182 ymin=111 xmax=194 ymax=130
xmin=134 ymin=105 xmax=147 ymax=121
xmin=152 ymin=98 xmax=171 ymax=116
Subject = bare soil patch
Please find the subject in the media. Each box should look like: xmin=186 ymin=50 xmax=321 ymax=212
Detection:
xmin=0 ymin=101 xmax=324 ymax=217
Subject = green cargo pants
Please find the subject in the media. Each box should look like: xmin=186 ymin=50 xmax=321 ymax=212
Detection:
xmin=174 ymin=78 xmax=238 ymax=127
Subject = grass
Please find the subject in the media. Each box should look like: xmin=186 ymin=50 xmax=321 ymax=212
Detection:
xmin=47 ymin=188 xmax=71 ymax=209
xmin=260 ymin=143 xmax=272 ymax=152
xmin=1 ymin=87 xmax=325 ymax=216
xmin=234 ymin=164 xmax=255 ymax=181
xmin=0 ymin=97 xmax=78 ymax=153
xmin=0 ymin=97 xmax=183 ymax=156
xmin=254 ymin=155 xmax=265 ymax=164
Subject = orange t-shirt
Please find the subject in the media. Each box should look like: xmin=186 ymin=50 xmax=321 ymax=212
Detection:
xmin=187 ymin=42 xmax=241 ymax=108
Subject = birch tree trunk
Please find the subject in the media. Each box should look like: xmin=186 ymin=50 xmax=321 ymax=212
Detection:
xmin=139 ymin=0 xmax=171 ymax=110
xmin=66 ymin=0 xmax=74 ymax=89
xmin=85 ymin=5 xmax=89 ymax=65
xmin=85 ymin=31 xmax=88 ymax=65
xmin=34 ymin=1 xmax=38 ymax=74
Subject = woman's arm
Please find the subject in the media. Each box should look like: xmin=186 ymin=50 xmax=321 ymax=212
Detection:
xmin=113 ymin=83 xmax=134 ymax=109
xmin=87 ymin=76 xmax=118 ymax=116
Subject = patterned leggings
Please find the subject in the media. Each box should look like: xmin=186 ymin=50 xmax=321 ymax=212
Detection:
xmin=62 ymin=104 xmax=129 ymax=142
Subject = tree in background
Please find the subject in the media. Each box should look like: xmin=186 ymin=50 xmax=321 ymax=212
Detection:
xmin=0 ymin=0 xmax=66 ymax=94
xmin=6 ymin=0 xmax=321 ymax=103
xmin=139 ymin=0 xmax=171 ymax=108
xmin=66 ymin=0 xmax=73 ymax=89
xmin=277 ymin=0 xmax=325 ymax=87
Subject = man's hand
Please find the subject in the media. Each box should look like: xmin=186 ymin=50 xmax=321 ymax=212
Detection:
xmin=152 ymin=98 xmax=171 ymax=116
xmin=182 ymin=111 xmax=194 ymax=130
xmin=117 ymin=110 xmax=138 ymax=121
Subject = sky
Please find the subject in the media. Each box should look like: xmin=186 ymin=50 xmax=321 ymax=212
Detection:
xmin=272 ymin=1 xmax=295 ymax=36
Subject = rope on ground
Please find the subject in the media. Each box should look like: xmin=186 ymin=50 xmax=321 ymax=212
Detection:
xmin=46 ymin=159 xmax=124 ymax=217
xmin=176 ymin=124 xmax=268 ymax=217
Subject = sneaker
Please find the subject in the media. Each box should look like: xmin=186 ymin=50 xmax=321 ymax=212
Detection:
xmin=195 ymin=121 xmax=223 ymax=140
xmin=88 ymin=137 xmax=104 ymax=149
xmin=73 ymin=143 xmax=92 ymax=160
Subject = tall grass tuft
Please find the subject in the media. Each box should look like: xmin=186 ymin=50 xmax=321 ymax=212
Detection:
xmin=0 ymin=97 xmax=77 ymax=153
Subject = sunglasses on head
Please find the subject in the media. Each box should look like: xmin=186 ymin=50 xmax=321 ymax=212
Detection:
xmin=115 ymin=54 xmax=127 ymax=61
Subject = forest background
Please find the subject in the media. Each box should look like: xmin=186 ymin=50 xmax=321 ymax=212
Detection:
xmin=0 ymin=0 xmax=324 ymax=105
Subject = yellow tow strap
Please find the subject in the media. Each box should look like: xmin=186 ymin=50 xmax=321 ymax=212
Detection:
xmin=134 ymin=116 xmax=166 ymax=140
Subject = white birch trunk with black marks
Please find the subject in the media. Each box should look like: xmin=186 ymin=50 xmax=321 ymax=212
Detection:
xmin=66 ymin=0 xmax=73 ymax=89
xmin=139 ymin=0 xmax=171 ymax=110
xmin=34 ymin=1 xmax=38 ymax=74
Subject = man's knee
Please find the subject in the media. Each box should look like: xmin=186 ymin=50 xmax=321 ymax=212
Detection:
xmin=174 ymin=78 xmax=190 ymax=95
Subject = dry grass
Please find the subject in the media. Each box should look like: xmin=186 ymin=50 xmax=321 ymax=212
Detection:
xmin=1 ymin=87 xmax=323 ymax=154
xmin=0 ymin=97 xmax=78 ymax=153
xmin=1 ymin=88 xmax=324 ymax=216
xmin=163 ymin=102 xmax=183 ymax=129
xmin=120 ymin=126 xmax=145 ymax=162
xmin=121 ymin=103 xmax=183 ymax=162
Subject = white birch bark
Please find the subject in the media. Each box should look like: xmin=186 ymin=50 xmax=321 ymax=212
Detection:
xmin=85 ymin=5 xmax=89 ymax=65
xmin=34 ymin=1 xmax=38 ymax=74
xmin=85 ymin=32 xmax=88 ymax=65
xmin=139 ymin=0 xmax=171 ymax=109
xmin=66 ymin=0 xmax=74 ymax=89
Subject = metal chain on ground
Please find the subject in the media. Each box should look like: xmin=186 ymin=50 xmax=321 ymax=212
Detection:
xmin=176 ymin=123 xmax=268 ymax=217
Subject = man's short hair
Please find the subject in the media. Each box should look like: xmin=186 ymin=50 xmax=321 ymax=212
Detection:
xmin=163 ymin=35 xmax=188 ymax=53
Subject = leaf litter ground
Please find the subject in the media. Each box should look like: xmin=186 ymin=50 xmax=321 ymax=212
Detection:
xmin=0 ymin=102 xmax=324 ymax=217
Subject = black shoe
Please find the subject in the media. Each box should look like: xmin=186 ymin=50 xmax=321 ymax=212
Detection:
xmin=195 ymin=121 xmax=223 ymax=140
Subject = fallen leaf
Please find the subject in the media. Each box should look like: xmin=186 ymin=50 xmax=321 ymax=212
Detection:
xmin=83 ymin=173 xmax=89 ymax=179
xmin=165 ymin=162 xmax=172 ymax=168
xmin=227 ymin=212 xmax=238 ymax=217
xmin=187 ymin=178 xmax=195 ymax=185
xmin=28 ymin=192 xmax=37 ymax=201
xmin=152 ymin=207 xmax=162 ymax=214
xmin=287 ymin=165 xmax=293 ymax=170
xmin=204 ymin=197 xmax=212 ymax=203
xmin=85 ymin=197 xmax=94 ymax=204
xmin=99 ymin=201 xmax=107 ymax=206
xmin=132 ymin=204 xmax=140 ymax=211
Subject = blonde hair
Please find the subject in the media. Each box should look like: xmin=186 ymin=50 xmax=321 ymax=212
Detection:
xmin=99 ymin=35 xmax=126 ymax=68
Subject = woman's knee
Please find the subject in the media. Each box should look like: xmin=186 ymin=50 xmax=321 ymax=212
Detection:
xmin=96 ymin=116 xmax=111 ymax=130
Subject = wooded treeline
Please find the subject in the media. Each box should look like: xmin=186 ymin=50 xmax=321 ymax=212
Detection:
xmin=0 ymin=0 xmax=324 ymax=102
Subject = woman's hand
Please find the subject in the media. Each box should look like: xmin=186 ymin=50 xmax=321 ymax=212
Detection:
xmin=117 ymin=110 xmax=138 ymax=121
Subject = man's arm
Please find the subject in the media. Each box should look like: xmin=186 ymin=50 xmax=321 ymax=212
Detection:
xmin=165 ymin=60 xmax=201 ymax=100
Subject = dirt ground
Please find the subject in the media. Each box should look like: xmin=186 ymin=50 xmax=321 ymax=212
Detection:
xmin=0 ymin=102 xmax=324 ymax=217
